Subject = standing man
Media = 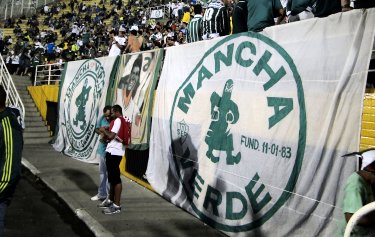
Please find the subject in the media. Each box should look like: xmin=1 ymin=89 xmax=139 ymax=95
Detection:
xmin=91 ymin=106 xmax=112 ymax=201
xmin=202 ymin=0 xmax=230 ymax=40
xmin=247 ymin=0 xmax=284 ymax=32
xmin=0 ymin=85 xmax=23 ymax=234
xmin=186 ymin=4 xmax=203 ymax=43
xmin=125 ymin=25 xmax=141 ymax=53
xmin=232 ymin=0 xmax=248 ymax=34
xmin=98 ymin=105 xmax=131 ymax=215
xmin=108 ymin=26 xmax=126 ymax=56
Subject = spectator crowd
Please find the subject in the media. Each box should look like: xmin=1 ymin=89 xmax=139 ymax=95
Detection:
xmin=0 ymin=0 xmax=374 ymax=80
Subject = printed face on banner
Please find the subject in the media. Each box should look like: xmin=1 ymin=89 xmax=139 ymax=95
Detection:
xmin=64 ymin=59 xmax=105 ymax=158
xmin=169 ymin=33 xmax=307 ymax=231
xmin=116 ymin=52 xmax=158 ymax=142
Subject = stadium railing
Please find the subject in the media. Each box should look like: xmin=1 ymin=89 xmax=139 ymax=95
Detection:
xmin=34 ymin=62 xmax=65 ymax=86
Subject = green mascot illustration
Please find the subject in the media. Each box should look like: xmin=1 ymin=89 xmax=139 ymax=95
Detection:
xmin=73 ymin=78 xmax=92 ymax=130
xmin=205 ymin=79 xmax=241 ymax=165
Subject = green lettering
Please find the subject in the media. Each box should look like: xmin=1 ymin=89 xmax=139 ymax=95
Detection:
xmin=226 ymin=192 xmax=248 ymax=220
xmin=245 ymin=173 xmax=272 ymax=214
xmin=203 ymin=185 xmax=222 ymax=217
xmin=214 ymin=43 xmax=234 ymax=73
xmin=197 ymin=66 xmax=213 ymax=90
xmin=235 ymin=41 xmax=256 ymax=67
xmin=267 ymin=97 xmax=293 ymax=129
xmin=253 ymin=50 xmax=286 ymax=91
xmin=177 ymin=83 xmax=195 ymax=113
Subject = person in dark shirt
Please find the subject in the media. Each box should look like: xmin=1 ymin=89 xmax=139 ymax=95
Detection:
xmin=232 ymin=0 xmax=248 ymax=34
xmin=0 ymin=85 xmax=23 ymax=236
xmin=202 ymin=0 xmax=230 ymax=40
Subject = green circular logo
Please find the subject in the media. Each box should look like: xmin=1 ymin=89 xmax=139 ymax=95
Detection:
xmin=170 ymin=32 xmax=306 ymax=232
xmin=64 ymin=59 xmax=105 ymax=159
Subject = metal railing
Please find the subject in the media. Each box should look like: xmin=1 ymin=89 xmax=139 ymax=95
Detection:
xmin=0 ymin=0 xmax=53 ymax=19
xmin=0 ymin=55 xmax=25 ymax=121
xmin=344 ymin=201 xmax=375 ymax=237
xmin=34 ymin=62 xmax=65 ymax=86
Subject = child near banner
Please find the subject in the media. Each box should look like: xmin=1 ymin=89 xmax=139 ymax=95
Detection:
xmin=91 ymin=105 xmax=112 ymax=202
xmin=339 ymin=149 xmax=375 ymax=236
xmin=98 ymin=105 xmax=131 ymax=214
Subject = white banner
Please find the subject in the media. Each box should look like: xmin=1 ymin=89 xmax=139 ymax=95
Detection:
xmin=53 ymin=57 xmax=118 ymax=163
xmin=147 ymin=9 xmax=375 ymax=236
xmin=150 ymin=9 xmax=164 ymax=19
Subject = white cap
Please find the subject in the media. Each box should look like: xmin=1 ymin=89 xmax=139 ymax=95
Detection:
xmin=119 ymin=25 xmax=126 ymax=32
xmin=130 ymin=25 xmax=139 ymax=32
xmin=167 ymin=32 xmax=174 ymax=38
xmin=361 ymin=149 xmax=375 ymax=170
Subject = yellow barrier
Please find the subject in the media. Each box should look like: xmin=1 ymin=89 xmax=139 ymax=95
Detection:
xmin=360 ymin=93 xmax=375 ymax=150
xmin=120 ymin=156 xmax=154 ymax=191
xmin=27 ymin=85 xmax=59 ymax=122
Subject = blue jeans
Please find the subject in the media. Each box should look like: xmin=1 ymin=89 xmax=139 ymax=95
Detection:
xmin=0 ymin=201 xmax=7 ymax=237
xmin=98 ymin=153 xmax=109 ymax=198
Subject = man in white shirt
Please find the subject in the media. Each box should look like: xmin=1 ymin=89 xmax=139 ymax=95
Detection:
xmin=108 ymin=26 xmax=126 ymax=56
xmin=98 ymin=105 xmax=130 ymax=215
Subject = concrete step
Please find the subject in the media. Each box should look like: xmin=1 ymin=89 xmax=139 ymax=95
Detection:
xmin=18 ymin=90 xmax=31 ymax=96
xmin=24 ymin=126 xmax=49 ymax=133
xmin=24 ymin=107 xmax=39 ymax=114
xmin=20 ymin=98 xmax=34 ymax=104
xmin=24 ymin=137 xmax=51 ymax=145
xmin=23 ymin=111 xmax=41 ymax=118
xmin=24 ymin=103 xmax=37 ymax=109
xmin=25 ymin=116 xmax=43 ymax=122
xmin=19 ymin=95 xmax=33 ymax=102
xmin=12 ymin=81 xmax=31 ymax=88
xmin=25 ymin=120 xmax=46 ymax=128
xmin=24 ymin=131 xmax=51 ymax=139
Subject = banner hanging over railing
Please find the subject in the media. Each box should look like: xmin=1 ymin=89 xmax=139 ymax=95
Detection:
xmin=150 ymin=9 xmax=164 ymax=19
xmin=53 ymin=57 xmax=118 ymax=163
xmin=110 ymin=49 xmax=163 ymax=150
xmin=146 ymin=9 xmax=375 ymax=236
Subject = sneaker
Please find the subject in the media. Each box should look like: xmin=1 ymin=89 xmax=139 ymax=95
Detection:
xmin=103 ymin=204 xmax=121 ymax=215
xmin=91 ymin=194 xmax=106 ymax=201
xmin=98 ymin=199 xmax=113 ymax=208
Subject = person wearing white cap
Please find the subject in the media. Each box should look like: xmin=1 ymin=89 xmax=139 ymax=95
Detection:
xmin=339 ymin=149 xmax=375 ymax=236
xmin=108 ymin=26 xmax=126 ymax=56
xmin=124 ymin=25 xmax=140 ymax=53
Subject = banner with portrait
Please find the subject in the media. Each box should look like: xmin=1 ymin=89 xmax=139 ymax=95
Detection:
xmin=53 ymin=57 xmax=118 ymax=163
xmin=110 ymin=49 xmax=163 ymax=150
xmin=146 ymin=9 xmax=375 ymax=236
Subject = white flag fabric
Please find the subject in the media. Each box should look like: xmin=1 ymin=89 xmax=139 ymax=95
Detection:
xmin=53 ymin=57 xmax=118 ymax=163
xmin=146 ymin=9 xmax=375 ymax=236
